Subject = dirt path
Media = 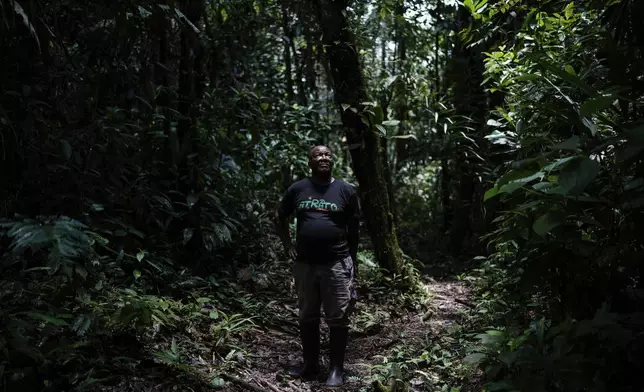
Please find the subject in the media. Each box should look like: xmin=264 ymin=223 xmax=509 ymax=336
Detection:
xmin=220 ymin=277 xmax=472 ymax=392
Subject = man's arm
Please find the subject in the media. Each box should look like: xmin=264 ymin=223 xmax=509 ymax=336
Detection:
xmin=275 ymin=206 xmax=293 ymax=248
xmin=347 ymin=190 xmax=360 ymax=265
xmin=274 ymin=188 xmax=296 ymax=258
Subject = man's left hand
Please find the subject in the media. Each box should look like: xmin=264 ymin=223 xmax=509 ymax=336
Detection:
xmin=351 ymin=254 xmax=358 ymax=279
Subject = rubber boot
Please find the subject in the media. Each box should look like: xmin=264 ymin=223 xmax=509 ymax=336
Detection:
xmin=326 ymin=326 xmax=349 ymax=387
xmin=287 ymin=322 xmax=320 ymax=380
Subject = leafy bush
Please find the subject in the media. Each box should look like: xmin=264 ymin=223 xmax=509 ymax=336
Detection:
xmin=465 ymin=307 xmax=637 ymax=392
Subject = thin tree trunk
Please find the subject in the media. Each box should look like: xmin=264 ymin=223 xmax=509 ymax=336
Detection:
xmin=315 ymin=0 xmax=404 ymax=277
xmin=280 ymin=2 xmax=297 ymax=189
xmin=440 ymin=157 xmax=452 ymax=235
xmin=380 ymin=13 xmax=396 ymax=227
xmin=286 ymin=13 xmax=307 ymax=106
xmin=434 ymin=0 xmax=441 ymax=99
xmin=177 ymin=0 xmax=206 ymax=257
xmin=281 ymin=3 xmax=295 ymax=101
xmin=304 ymin=26 xmax=316 ymax=97
xmin=447 ymin=5 xmax=487 ymax=253
xmin=393 ymin=0 xmax=408 ymax=179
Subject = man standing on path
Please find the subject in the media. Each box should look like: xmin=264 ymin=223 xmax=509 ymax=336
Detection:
xmin=274 ymin=145 xmax=360 ymax=387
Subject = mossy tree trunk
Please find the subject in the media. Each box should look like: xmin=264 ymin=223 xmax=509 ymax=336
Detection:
xmin=315 ymin=0 xmax=404 ymax=276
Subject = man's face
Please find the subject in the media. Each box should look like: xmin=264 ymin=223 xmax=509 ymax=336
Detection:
xmin=309 ymin=146 xmax=333 ymax=174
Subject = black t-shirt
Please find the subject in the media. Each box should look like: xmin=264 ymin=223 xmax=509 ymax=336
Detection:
xmin=278 ymin=178 xmax=360 ymax=263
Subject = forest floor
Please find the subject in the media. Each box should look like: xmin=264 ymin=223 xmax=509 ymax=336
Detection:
xmin=221 ymin=276 xmax=472 ymax=392
xmin=99 ymin=259 xmax=475 ymax=392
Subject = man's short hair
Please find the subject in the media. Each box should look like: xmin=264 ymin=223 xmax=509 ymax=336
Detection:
xmin=309 ymin=145 xmax=331 ymax=159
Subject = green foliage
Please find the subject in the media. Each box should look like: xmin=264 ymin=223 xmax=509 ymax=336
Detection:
xmin=1 ymin=217 xmax=91 ymax=274
xmin=210 ymin=312 xmax=256 ymax=348
xmin=465 ymin=309 xmax=633 ymax=392
xmin=3 ymin=0 xmax=643 ymax=390
xmin=471 ymin=0 xmax=643 ymax=315
xmin=368 ymin=318 xmax=474 ymax=392
xmin=357 ymin=250 xmax=428 ymax=309
xmin=447 ymin=0 xmax=644 ymax=391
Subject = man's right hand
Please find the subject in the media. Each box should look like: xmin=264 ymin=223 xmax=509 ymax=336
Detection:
xmin=286 ymin=244 xmax=297 ymax=260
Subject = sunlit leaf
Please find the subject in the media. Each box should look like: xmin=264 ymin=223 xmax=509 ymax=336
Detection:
xmin=9 ymin=1 xmax=41 ymax=50
xmin=484 ymin=186 xmax=501 ymax=201
xmin=516 ymin=73 xmax=540 ymax=81
xmin=211 ymin=377 xmax=226 ymax=388
xmin=390 ymin=134 xmax=417 ymax=140
xmin=375 ymin=124 xmax=387 ymax=136
xmin=384 ymin=75 xmax=399 ymax=89
xmin=487 ymin=119 xmax=503 ymax=127
xmin=564 ymin=2 xmax=575 ymax=19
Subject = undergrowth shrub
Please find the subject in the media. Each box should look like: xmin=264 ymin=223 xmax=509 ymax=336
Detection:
xmin=460 ymin=242 xmax=644 ymax=392
xmin=356 ymin=250 xmax=427 ymax=310
xmin=465 ymin=306 xmax=637 ymax=392
xmin=0 ymin=210 xmax=271 ymax=390
xmin=452 ymin=2 xmax=644 ymax=390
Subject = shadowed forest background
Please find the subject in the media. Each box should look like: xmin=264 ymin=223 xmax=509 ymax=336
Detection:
xmin=1 ymin=0 xmax=643 ymax=391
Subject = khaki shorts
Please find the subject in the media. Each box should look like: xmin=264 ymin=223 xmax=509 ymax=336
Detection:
xmin=293 ymin=256 xmax=357 ymax=328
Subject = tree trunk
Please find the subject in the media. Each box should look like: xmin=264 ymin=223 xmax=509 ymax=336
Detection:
xmin=390 ymin=0 xmax=408 ymax=226
xmin=440 ymin=157 xmax=452 ymax=235
xmin=393 ymin=0 xmax=409 ymax=173
xmin=177 ymin=0 xmax=206 ymax=258
xmin=315 ymin=0 xmax=404 ymax=276
xmin=447 ymin=5 xmax=487 ymax=253
xmin=281 ymin=3 xmax=295 ymax=101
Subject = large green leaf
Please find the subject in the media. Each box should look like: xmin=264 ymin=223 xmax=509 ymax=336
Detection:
xmin=463 ymin=352 xmax=486 ymax=365
xmin=533 ymin=211 xmax=565 ymax=236
xmin=373 ymin=105 xmax=384 ymax=125
xmin=503 ymin=171 xmax=545 ymax=188
xmin=551 ymin=135 xmax=579 ymax=151
xmin=558 ymin=157 xmax=600 ymax=195
xmin=23 ymin=312 xmax=70 ymax=326
xmin=497 ymin=169 xmax=541 ymax=187
xmin=486 ymin=169 xmax=545 ymax=200
xmin=533 ymin=182 xmax=554 ymax=192
xmin=499 ymin=181 xmax=525 ymax=194
xmin=9 ymin=1 xmax=41 ymax=50
xmin=515 ymin=73 xmax=540 ymax=82
xmin=579 ymin=95 xmax=614 ymax=118
xmin=484 ymin=186 xmax=501 ymax=201
xmin=536 ymin=58 xmax=598 ymax=96
xmin=617 ymin=125 xmax=644 ymax=163
xmin=543 ymin=156 xmax=576 ymax=172
xmin=374 ymin=124 xmax=387 ymax=136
